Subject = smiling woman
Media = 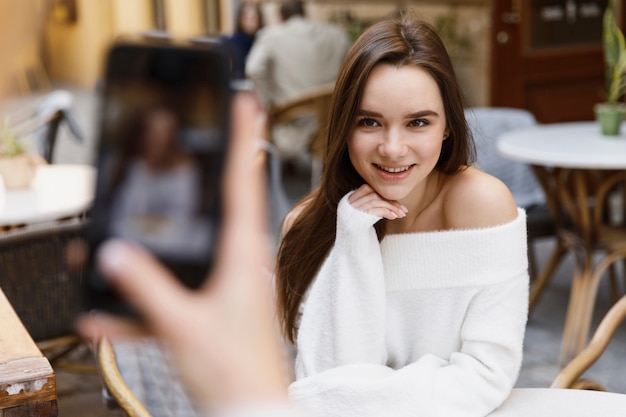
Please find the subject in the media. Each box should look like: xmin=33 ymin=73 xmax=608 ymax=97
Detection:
xmin=347 ymin=64 xmax=448 ymax=210
xmin=276 ymin=17 xmax=526 ymax=417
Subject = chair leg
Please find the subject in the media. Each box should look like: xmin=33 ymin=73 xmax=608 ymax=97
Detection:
xmin=571 ymin=379 xmax=607 ymax=391
xmin=38 ymin=337 xmax=98 ymax=374
xmin=560 ymin=261 xmax=591 ymax=364
xmin=561 ymin=250 xmax=626 ymax=364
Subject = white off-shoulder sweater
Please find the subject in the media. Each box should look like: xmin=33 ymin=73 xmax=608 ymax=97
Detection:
xmin=288 ymin=193 xmax=530 ymax=417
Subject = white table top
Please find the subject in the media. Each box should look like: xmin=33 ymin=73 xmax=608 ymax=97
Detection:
xmin=490 ymin=388 xmax=626 ymax=416
xmin=497 ymin=121 xmax=626 ymax=169
xmin=0 ymin=164 xmax=95 ymax=227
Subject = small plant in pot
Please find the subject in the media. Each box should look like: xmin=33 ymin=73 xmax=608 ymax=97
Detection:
xmin=0 ymin=119 xmax=38 ymax=189
xmin=596 ymin=0 xmax=626 ymax=136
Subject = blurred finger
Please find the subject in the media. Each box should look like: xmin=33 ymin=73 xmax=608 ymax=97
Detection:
xmin=76 ymin=311 xmax=150 ymax=341
xmin=212 ymin=92 xmax=269 ymax=285
xmin=223 ymin=92 xmax=266 ymax=234
xmin=96 ymin=239 xmax=192 ymax=330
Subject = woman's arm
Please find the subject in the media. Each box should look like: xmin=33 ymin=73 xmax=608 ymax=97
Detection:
xmin=295 ymin=189 xmax=393 ymax=377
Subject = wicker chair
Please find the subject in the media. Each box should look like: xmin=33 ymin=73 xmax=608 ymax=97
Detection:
xmin=0 ymin=220 xmax=91 ymax=370
xmin=98 ymin=337 xmax=200 ymax=417
xmin=552 ymin=287 xmax=626 ymax=391
xmin=268 ymin=83 xmax=335 ymax=189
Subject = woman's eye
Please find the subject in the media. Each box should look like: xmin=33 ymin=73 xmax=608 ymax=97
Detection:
xmin=409 ymin=119 xmax=428 ymax=127
xmin=357 ymin=117 xmax=379 ymax=128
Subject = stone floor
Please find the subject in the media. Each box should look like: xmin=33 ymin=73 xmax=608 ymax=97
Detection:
xmin=2 ymin=85 xmax=625 ymax=416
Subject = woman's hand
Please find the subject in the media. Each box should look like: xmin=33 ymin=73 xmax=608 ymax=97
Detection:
xmin=348 ymin=184 xmax=407 ymax=220
xmin=77 ymin=92 xmax=288 ymax=411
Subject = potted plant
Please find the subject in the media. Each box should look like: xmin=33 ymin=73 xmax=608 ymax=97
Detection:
xmin=596 ymin=0 xmax=626 ymax=136
xmin=0 ymin=119 xmax=38 ymax=189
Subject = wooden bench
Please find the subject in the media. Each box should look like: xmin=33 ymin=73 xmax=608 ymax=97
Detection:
xmin=0 ymin=287 xmax=57 ymax=416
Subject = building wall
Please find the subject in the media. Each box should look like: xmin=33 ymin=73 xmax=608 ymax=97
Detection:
xmin=304 ymin=1 xmax=491 ymax=106
xmin=260 ymin=0 xmax=490 ymax=106
xmin=45 ymin=0 xmax=154 ymax=90
xmin=0 ymin=0 xmax=48 ymax=98
xmin=164 ymin=0 xmax=205 ymax=38
xmin=39 ymin=0 xmax=490 ymax=106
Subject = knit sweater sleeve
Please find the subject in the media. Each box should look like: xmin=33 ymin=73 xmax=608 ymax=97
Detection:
xmin=289 ymin=196 xmax=529 ymax=417
xmin=294 ymin=192 xmax=387 ymax=377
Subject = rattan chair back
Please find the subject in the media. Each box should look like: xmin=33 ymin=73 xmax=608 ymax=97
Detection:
xmin=0 ymin=220 xmax=86 ymax=342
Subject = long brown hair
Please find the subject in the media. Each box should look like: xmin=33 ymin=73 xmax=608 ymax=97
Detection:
xmin=276 ymin=18 xmax=475 ymax=343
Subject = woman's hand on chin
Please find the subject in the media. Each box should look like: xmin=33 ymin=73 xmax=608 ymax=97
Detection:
xmin=348 ymin=184 xmax=408 ymax=220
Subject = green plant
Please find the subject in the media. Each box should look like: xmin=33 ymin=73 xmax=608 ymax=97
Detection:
xmin=0 ymin=118 xmax=25 ymax=157
xmin=603 ymin=0 xmax=626 ymax=105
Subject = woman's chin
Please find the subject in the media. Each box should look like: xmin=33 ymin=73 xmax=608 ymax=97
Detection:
xmin=369 ymin=186 xmax=409 ymax=203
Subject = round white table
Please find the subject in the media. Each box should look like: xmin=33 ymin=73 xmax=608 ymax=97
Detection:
xmin=498 ymin=122 xmax=626 ymax=169
xmin=0 ymin=164 xmax=95 ymax=227
xmin=498 ymin=121 xmax=626 ymax=364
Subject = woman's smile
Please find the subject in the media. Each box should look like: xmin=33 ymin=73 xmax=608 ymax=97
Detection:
xmin=373 ymin=163 xmax=416 ymax=181
xmin=374 ymin=163 xmax=414 ymax=174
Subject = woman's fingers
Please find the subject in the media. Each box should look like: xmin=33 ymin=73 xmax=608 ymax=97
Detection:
xmin=349 ymin=184 xmax=408 ymax=219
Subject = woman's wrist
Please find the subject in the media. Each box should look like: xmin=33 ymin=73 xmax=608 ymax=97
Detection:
xmin=338 ymin=191 xmax=382 ymax=230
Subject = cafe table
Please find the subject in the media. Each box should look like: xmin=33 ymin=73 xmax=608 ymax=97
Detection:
xmin=0 ymin=164 xmax=95 ymax=228
xmin=0 ymin=286 xmax=58 ymax=416
xmin=497 ymin=121 xmax=626 ymax=363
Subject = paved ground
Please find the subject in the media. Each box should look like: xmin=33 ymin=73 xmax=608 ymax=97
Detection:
xmin=2 ymin=85 xmax=624 ymax=416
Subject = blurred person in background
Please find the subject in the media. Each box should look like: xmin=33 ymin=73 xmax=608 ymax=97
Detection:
xmin=222 ymin=1 xmax=264 ymax=80
xmin=246 ymin=0 xmax=350 ymax=168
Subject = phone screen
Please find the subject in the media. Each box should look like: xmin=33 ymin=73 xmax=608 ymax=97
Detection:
xmin=85 ymin=40 xmax=232 ymax=316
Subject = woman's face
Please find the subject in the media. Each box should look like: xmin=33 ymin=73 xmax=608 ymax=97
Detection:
xmin=348 ymin=63 xmax=448 ymax=205
xmin=240 ymin=5 xmax=260 ymax=34
xmin=142 ymin=108 xmax=178 ymax=162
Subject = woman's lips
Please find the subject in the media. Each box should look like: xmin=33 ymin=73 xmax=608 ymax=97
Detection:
xmin=373 ymin=163 xmax=415 ymax=180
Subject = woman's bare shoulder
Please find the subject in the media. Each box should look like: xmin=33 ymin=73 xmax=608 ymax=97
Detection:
xmin=443 ymin=167 xmax=519 ymax=229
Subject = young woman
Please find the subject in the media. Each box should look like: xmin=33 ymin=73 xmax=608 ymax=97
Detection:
xmin=276 ymin=18 xmax=529 ymax=417
xmin=222 ymin=1 xmax=264 ymax=79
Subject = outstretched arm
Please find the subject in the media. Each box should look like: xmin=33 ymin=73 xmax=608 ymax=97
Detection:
xmin=78 ymin=93 xmax=293 ymax=415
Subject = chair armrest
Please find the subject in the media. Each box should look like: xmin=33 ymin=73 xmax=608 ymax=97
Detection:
xmin=98 ymin=337 xmax=152 ymax=417
xmin=551 ymin=292 xmax=626 ymax=389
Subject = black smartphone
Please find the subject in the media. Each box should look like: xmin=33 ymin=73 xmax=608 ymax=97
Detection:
xmin=84 ymin=38 xmax=232 ymax=317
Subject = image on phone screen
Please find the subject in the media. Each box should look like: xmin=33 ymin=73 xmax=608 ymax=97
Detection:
xmin=85 ymin=41 xmax=231 ymax=316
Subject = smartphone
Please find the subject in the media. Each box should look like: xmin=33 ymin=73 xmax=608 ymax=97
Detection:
xmin=84 ymin=38 xmax=232 ymax=317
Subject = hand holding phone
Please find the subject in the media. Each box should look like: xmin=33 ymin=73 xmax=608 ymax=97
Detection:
xmin=85 ymin=38 xmax=233 ymax=317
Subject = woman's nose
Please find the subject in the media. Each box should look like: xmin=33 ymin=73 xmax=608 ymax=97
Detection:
xmin=378 ymin=128 xmax=407 ymax=158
